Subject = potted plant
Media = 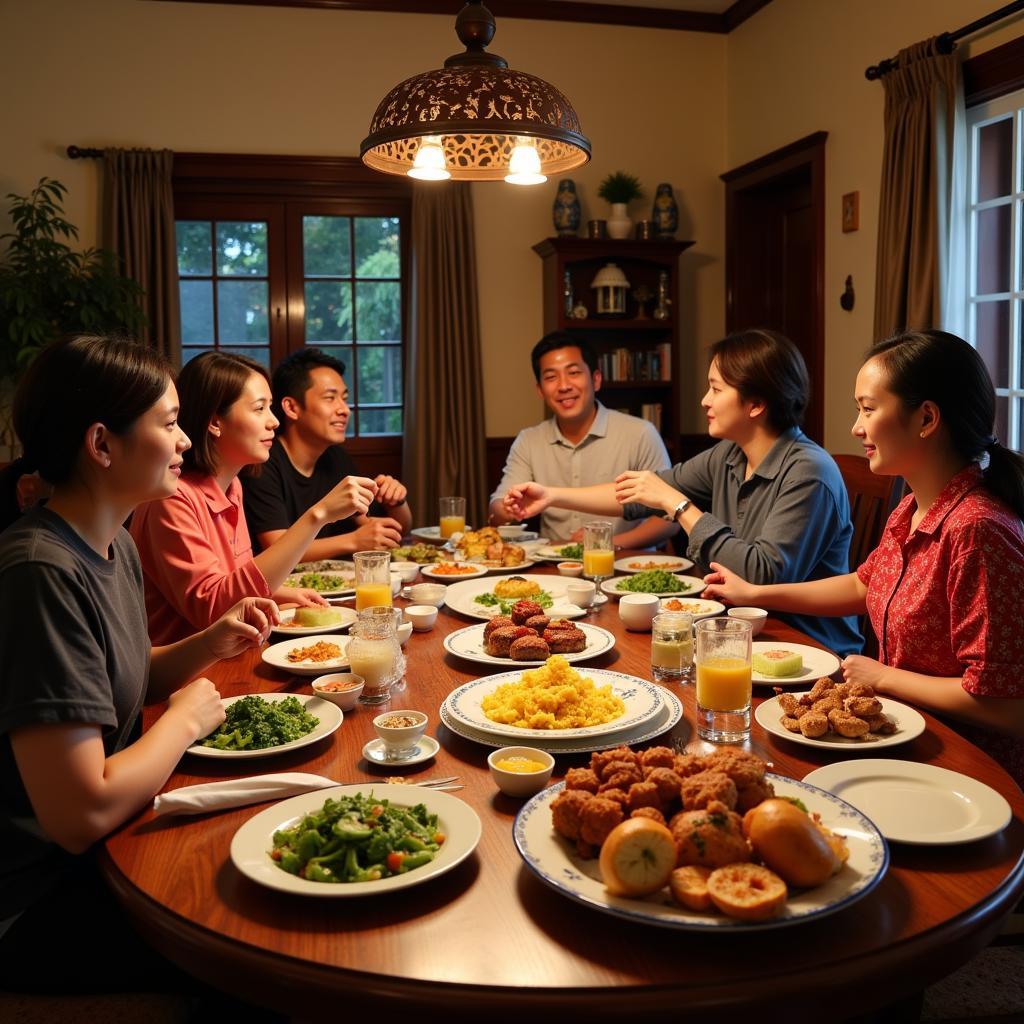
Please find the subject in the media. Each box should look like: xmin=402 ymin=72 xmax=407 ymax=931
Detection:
xmin=0 ymin=177 xmax=145 ymax=450
xmin=597 ymin=171 xmax=644 ymax=240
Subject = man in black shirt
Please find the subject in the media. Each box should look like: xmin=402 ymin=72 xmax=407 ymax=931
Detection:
xmin=242 ymin=349 xmax=413 ymax=558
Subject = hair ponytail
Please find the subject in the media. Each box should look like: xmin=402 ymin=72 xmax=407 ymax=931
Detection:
xmin=983 ymin=442 xmax=1024 ymax=520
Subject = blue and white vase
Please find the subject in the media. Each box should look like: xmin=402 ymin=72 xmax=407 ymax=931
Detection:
xmin=553 ymin=179 xmax=581 ymax=237
xmin=652 ymin=183 xmax=678 ymax=239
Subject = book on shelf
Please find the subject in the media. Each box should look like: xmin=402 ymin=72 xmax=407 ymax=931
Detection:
xmin=640 ymin=402 xmax=663 ymax=432
xmin=597 ymin=345 xmax=672 ymax=383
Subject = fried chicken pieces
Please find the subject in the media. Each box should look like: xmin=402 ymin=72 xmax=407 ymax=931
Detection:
xmin=776 ymin=678 xmax=896 ymax=740
xmin=483 ymin=602 xmax=586 ymax=660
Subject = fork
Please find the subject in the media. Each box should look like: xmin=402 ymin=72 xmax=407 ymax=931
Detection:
xmin=382 ymin=775 xmax=462 ymax=792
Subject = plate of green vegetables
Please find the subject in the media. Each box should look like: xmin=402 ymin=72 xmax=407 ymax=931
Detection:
xmin=600 ymin=570 xmax=707 ymax=599
xmin=189 ymin=692 xmax=341 ymax=759
xmin=230 ymin=784 xmax=482 ymax=895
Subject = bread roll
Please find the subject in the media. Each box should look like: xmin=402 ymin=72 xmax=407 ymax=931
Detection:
xmin=742 ymin=798 xmax=842 ymax=888
xmin=599 ymin=817 xmax=677 ymax=897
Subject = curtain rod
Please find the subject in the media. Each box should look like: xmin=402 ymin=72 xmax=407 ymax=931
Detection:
xmin=865 ymin=0 xmax=1024 ymax=80
xmin=66 ymin=146 xmax=104 ymax=159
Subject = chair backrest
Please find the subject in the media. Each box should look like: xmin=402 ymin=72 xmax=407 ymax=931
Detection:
xmin=832 ymin=453 xmax=903 ymax=571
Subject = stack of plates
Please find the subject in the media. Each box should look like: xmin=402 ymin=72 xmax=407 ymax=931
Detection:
xmin=439 ymin=669 xmax=684 ymax=754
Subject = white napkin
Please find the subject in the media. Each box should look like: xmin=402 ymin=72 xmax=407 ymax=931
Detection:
xmin=153 ymin=772 xmax=339 ymax=817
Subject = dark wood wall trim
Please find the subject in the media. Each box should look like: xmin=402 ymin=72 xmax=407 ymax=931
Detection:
xmin=720 ymin=131 xmax=829 ymax=184
xmin=149 ymin=0 xmax=774 ymax=34
xmin=963 ymin=34 xmax=1024 ymax=108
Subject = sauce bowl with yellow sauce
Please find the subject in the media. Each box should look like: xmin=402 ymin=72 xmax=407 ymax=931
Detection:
xmin=488 ymin=746 xmax=555 ymax=798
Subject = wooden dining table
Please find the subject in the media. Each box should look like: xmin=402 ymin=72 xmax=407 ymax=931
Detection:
xmin=100 ymin=558 xmax=1024 ymax=1022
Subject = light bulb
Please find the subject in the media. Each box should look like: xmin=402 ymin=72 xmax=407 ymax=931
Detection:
xmin=408 ymin=137 xmax=451 ymax=181
xmin=504 ymin=141 xmax=546 ymax=186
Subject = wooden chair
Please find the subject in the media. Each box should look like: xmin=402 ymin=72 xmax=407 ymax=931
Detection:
xmin=832 ymin=453 xmax=904 ymax=658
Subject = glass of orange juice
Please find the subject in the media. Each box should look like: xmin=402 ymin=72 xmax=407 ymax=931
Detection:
xmin=439 ymin=496 xmax=466 ymax=539
xmin=694 ymin=617 xmax=752 ymax=743
xmin=582 ymin=520 xmax=615 ymax=585
xmin=353 ymin=550 xmax=393 ymax=610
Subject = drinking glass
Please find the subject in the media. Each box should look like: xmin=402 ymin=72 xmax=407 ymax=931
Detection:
xmin=694 ymin=617 xmax=752 ymax=743
xmin=350 ymin=606 xmax=403 ymax=705
xmin=353 ymin=550 xmax=392 ymax=611
xmin=439 ymin=496 xmax=466 ymax=539
xmin=582 ymin=520 xmax=614 ymax=586
xmin=651 ymin=611 xmax=693 ymax=683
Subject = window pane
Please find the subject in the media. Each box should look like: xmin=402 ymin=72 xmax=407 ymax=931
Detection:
xmin=176 ymin=221 xmax=211 ymax=276
xmin=217 ymin=280 xmax=269 ymax=345
xmin=182 ymin=346 xmax=213 ymax=364
xmin=976 ymin=204 xmax=1011 ymax=294
xmin=219 ymin=346 xmax=270 ymax=368
xmin=356 ymin=345 xmax=402 ymax=404
xmin=975 ymin=301 xmax=1010 ymax=388
xmin=355 ymin=217 xmax=400 ymax=278
xmin=358 ymin=407 xmax=402 ymax=436
xmin=305 ymin=282 xmax=353 ymax=343
xmin=995 ymin=394 xmax=1009 ymax=448
xmin=216 ymin=222 xmax=267 ymax=276
xmin=977 ymin=118 xmax=1013 ymax=201
xmin=180 ymin=280 xmax=213 ymax=345
xmin=355 ymin=281 xmax=401 ymax=342
xmin=304 ymin=216 xmax=351 ymax=277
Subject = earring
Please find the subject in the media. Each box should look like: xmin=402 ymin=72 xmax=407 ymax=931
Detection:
xmin=920 ymin=431 xmax=926 ymax=438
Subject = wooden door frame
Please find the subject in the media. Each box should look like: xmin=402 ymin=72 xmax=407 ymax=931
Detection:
xmin=721 ymin=131 xmax=827 ymax=442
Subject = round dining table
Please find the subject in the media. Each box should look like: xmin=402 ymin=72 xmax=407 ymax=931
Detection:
xmin=101 ymin=557 xmax=1024 ymax=1022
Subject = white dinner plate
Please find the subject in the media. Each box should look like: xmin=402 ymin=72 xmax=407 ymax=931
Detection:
xmin=601 ymin=574 xmax=707 ymax=599
xmin=751 ymin=641 xmax=841 ymax=686
xmin=514 ymin=774 xmax=888 ymax=930
xmin=283 ymin=570 xmax=355 ymax=597
xmin=443 ymin=668 xmax=663 ymax=741
xmin=658 ymin=597 xmax=726 ymax=621
xmin=442 ymin=622 xmax=616 ymax=667
xmin=230 ymin=784 xmax=482 ymax=896
xmin=419 ymin=563 xmax=488 ymax=582
xmin=261 ymin=635 xmax=351 ymax=676
xmin=440 ymin=687 xmax=684 ymax=754
xmin=532 ymin=544 xmax=586 ymax=563
xmin=443 ymin=574 xmax=587 ymax=621
xmin=189 ymin=692 xmax=342 ymax=759
xmin=803 ymin=759 xmax=1012 ymax=845
xmin=614 ymin=554 xmax=695 ymax=574
xmin=495 ymin=529 xmax=539 ymax=542
xmin=270 ymin=606 xmax=359 ymax=637
xmin=473 ymin=558 xmax=539 ymax=576
xmin=410 ymin=525 xmax=473 ymax=542
xmin=755 ymin=694 xmax=925 ymax=751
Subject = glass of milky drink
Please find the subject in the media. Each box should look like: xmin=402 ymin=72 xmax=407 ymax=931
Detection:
xmin=349 ymin=606 xmax=403 ymax=704
xmin=650 ymin=611 xmax=693 ymax=683
xmin=694 ymin=617 xmax=752 ymax=743
xmin=439 ymin=496 xmax=466 ymax=539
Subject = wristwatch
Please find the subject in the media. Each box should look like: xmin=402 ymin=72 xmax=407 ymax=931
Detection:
xmin=664 ymin=497 xmax=691 ymax=523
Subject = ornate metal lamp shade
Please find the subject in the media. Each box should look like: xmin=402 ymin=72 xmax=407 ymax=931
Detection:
xmin=360 ymin=2 xmax=591 ymax=184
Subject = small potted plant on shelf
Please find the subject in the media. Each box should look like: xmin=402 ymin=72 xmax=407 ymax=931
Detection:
xmin=597 ymin=171 xmax=644 ymax=240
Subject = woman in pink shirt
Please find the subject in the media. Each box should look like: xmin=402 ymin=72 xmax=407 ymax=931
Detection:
xmin=704 ymin=330 xmax=1024 ymax=781
xmin=131 ymin=352 xmax=376 ymax=643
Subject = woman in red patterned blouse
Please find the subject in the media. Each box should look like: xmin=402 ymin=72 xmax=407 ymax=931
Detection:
xmin=704 ymin=330 xmax=1024 ymax=782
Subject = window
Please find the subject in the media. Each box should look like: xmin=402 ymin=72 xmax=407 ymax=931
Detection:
xmin=966 ymin=87 xmax=1024 ymax=450
xmin=172 ymin=157 xmax=410 ymax=450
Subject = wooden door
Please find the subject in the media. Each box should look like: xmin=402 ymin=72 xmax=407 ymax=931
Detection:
xmin=722 ymin=132 xmax=827 ymax=443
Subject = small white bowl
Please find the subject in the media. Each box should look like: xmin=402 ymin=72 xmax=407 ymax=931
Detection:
xmin=311 ymin=672 xmax=365 ymax=711
xmin=488 ymin=746 xmax=555 ymax=798
xmin=618 ymin=592 xmax=661 ymax=631
xmin=396 ymin=620 xmax=414 ymax=646
xmin=497 ymin=524 xmax=526 ymax=540
xmin=566 ymin=580 xmax=596 ymax=608
xmin=390 ymin=571 xmax=403 ymax=596
xmin=390 ymin=561 xmax=420 ymax=583
xmin=404 ymin=582 xmax=446 ymax=608
xmin=404 ymin=604 xmax=438 ymax=631
xmin=728 ymin=606 xmax=768 ymax=636
xmin=557 ymin=561 xmax=584 ymax=578
xmin=373 ymin=709 xmax=429 ymax=758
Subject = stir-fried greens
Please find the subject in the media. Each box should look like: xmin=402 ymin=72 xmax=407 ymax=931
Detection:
xmin=285 ymin=572 xmax=352 ymax=592
xmin=270 ymin=792 xmax=446 ymax=883
xmin=615 ymin=569 xmax=693 ymax=594
xmin=556 ymin=543 xmax=583 ymax=560
xmin=391 ymin=544 xmax=439 ymax=564
xmin=199 ymin=695 xmax=319 ymax=750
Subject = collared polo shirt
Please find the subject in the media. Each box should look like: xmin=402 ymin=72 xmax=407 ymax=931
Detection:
xmin=490 ymin=403 xmax=670 ymax=542
xmin=130 ymin=470 xmax=271 ymax=644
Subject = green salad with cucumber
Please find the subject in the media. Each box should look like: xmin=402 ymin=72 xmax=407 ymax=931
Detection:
xmin=270 ymin=792 xmax=445 ymax=883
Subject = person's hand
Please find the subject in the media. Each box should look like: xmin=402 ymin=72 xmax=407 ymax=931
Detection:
xmin=840 ymin=655 xmax=891 ymax=691
xmin=374 ymin=474 xmax=407 ymax=508
xmin=203 ymin=597 xmax=280 ymax=660
xmin=613 ymin=470 xmax=682 ymax=515
xmin=504 ymin=482 xmax=550 ymax=521
xmin=347 ymin=517 xmax=404 ymax=549
xmin=167 ymin=677 xmax=225 ymax=741
xmin=271 ymin=587 xmax=328 ymax=609
xmin=319 ymin=475 xmax=376 ymax=523
xmin=701 ymin=561 xmax=760 ymax=606
xmin=568 ymin=527 xmax=584 ymax=543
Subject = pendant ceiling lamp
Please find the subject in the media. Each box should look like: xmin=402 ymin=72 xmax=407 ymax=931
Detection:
xmin=360 ymin=1 xmax=591 ymax=185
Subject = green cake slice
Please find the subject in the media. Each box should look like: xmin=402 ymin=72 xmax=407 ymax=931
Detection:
xmin=752 ymin=648 xmax=803 ymax=677
xmin=293 ymin=607 xmax=345 ymax=627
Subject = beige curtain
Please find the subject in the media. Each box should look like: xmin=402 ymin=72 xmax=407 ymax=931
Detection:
xmin=402 ymin=183 xmax=488 ymax=525
xmin=873 ymin=39 xmax=961 ymax=341
xmin=102 ymin=148 xmax=180 ymax=363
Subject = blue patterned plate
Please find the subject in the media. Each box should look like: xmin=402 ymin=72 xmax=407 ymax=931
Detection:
xmin=513 ymin=775 xmax=887 ymax=931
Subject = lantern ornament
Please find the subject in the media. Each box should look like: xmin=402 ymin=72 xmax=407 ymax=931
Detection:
xmin=591 ymin=263 xmax=630 ymax=316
